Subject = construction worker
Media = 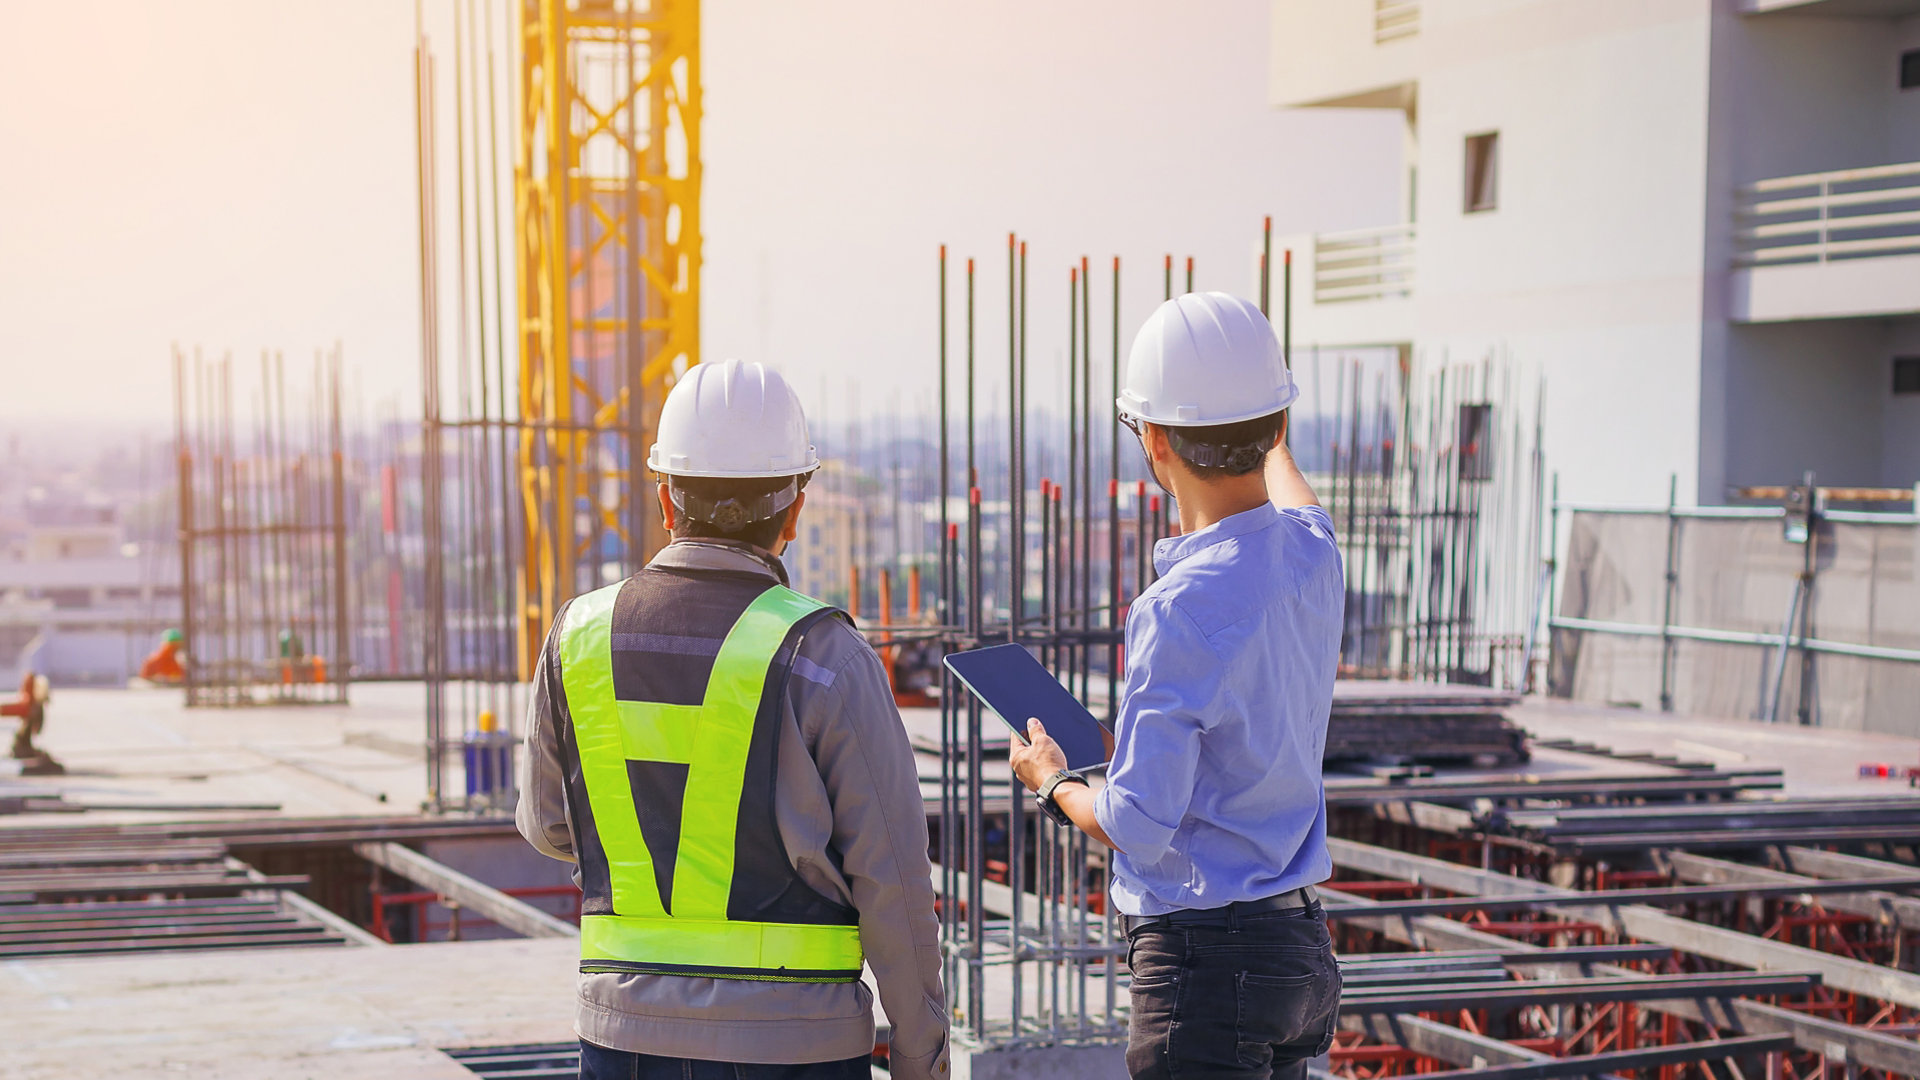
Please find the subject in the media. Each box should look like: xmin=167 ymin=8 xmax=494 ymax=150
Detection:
xmin=138 ymin=629 xmax=188 ymax=685
xmin=1010 ymin=293 xmax=1343 ymax=1080
xmin=2 ymin=671 xmax=58 ymax=774
xmin=518 ymin=360 xmax=949 ymax=1080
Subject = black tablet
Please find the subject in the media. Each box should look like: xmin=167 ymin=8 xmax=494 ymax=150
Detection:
xmin=943 ymin=643 xmax=1110 ymax=772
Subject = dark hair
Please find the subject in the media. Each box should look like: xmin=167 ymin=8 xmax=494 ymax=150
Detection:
xmin=1164 ymin=411 xmax=1286 ymax=478
xmin=668 ymin=472 xmax=811 ymax=550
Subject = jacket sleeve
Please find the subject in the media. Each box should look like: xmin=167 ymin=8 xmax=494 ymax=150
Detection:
xmin=808 ymin=630 xmax=950 ymax=1080
xmin=516 ymin=606 xmax=576 ymax=864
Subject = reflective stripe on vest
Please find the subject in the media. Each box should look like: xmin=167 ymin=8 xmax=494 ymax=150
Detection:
xmin=558 ymin=579 xmax=864 ymax=982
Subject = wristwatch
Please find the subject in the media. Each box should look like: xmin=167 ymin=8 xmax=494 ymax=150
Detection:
xmin=1034 ymin=770 xmax=1090 ymax=826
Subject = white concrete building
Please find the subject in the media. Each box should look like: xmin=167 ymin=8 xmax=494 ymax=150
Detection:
xmin=1272 ymin=0 xmax=1920 ymax=504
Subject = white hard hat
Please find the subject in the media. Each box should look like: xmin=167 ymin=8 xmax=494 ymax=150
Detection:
xmin=648 ymin=359 xmax=818 ymax=478
xmin=1116 ymin=292 xmax=1299 ymax=427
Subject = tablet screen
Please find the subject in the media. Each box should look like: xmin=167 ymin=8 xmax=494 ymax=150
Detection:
xmin=943 ymin=643 xmax=1110 ymax=772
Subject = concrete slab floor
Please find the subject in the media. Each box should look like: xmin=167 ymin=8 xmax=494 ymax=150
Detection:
xmin=0 ymin=682 xmax=453 ymax=826
xmin=0 ymin=937 xmax=578 ymax=1079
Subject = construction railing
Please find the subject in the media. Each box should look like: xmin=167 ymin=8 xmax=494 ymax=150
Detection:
xmin=1736 ymin=160 xmax=1920 ymax=267
xmin=1314 ymin=223 xmax=1416 ymax=304
xmin=1375 ymin=0 xmax=1419 ymax=43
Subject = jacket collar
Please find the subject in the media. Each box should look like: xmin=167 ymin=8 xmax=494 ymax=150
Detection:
xmin=649 ymin=538 xmax=791 ymax=586
xmin=1152 ymin=501 xmax=1280 ymax=576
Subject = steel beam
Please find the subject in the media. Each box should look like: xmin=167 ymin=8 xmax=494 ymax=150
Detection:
xmin=1325 ymin=876 xmax=1920 ymax=918
xmin=1407 ymin=1035 xmax=1792 ymax=1080
xmin=1347 ymin=1015 xmax=1553 ymax=1068
xmin=1340 ymin=972 xmax=1820 ymax=1015
xmin=354 ymin=842 xmax=575 ymax=939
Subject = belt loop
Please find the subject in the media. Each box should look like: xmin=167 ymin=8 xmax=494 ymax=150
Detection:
xmin=1227 ymin=901 xmax=1241 ymax=934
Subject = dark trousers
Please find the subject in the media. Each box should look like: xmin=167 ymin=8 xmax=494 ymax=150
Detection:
xmin=1124 ymin=904 xmax=1342 ymax=1080
xmin=577 ymin=1040 xmax=872 ymax=1080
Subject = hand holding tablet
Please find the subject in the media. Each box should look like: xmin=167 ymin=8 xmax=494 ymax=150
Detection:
xmin=942 ymin=643 xmax=1112 ymax=772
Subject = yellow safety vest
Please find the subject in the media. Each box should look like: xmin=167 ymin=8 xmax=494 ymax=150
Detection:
xmin=558 ymin=578 xmax=865 ymax=982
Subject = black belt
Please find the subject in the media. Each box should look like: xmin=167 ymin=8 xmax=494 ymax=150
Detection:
xmin=1122 ymin=886 xmax=1319 ymax=935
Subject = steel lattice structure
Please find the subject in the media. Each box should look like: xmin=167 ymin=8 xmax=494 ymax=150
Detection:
xmin=514 ymin=0 xmax=701 ymax=672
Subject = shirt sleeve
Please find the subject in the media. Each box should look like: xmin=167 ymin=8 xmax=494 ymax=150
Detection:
xmin=516 ymin=605 xmax=577 ymax=864
xmin=1094 ymin=598 xmax=1226 ymax=864
xmin=805 ymin=627 xmax=951 ymax=1080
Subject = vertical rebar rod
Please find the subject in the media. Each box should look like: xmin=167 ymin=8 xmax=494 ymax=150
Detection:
xmin=1107 ymin=256 xmax=1121 ymax=723
xmin=1659 ymin=472 xmax=1679 ymax=712
xmin=1079 ymin=256 xmax=1092 ymax=702
xmin=939 ymin=246 xmax=949 ymax=625
xmin=967 ymin=257 xmax=977 ymax=490
xmin=965 ymin=485 xmax=985 ymax=1040
xmin=330 ymin=352 xmax=350 ymax=704
xmin=1260 ymin=216 xmax=1272 ymax=317
xmin=173 ymin=349 xmax=196 ymax=704
xmin=1065 ymin=266 xmax=1079 ymax=695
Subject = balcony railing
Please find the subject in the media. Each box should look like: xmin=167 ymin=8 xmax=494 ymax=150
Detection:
xmin=1736 ymin=161 xmax=1920 ymax=267
xmin=1315 ymin=223 xmax=1415 ymax=304
xmin=1375 ymin=0 xmax=1420 ymax=43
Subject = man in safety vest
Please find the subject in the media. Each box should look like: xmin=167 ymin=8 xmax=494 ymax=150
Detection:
xmin=519 ymin=360 xmax=950 ymax=1080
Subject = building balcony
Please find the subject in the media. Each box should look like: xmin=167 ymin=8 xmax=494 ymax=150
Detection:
xmin=1271 ymin=0 xmax=1418 ymax=111
xmin=1732 ymin=160 xmax=1920 ymax=322
xmin=1277 ymin=223 xmax=1417 ymax=349
xmin=1374 ymin=0 xmax=1419 ymax=43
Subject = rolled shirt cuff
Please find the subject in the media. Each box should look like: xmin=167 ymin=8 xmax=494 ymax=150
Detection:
xmin=1093 ymin=782 xmax=1177 ymax=863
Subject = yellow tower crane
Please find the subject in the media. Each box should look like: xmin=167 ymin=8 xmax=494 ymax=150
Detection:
xmin=514 ymin=0 xmax=700 ymax=671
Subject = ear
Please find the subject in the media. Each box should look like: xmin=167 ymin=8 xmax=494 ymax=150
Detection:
xmin=657 ymin=482 xmax=676 ymax=531
xmin=780 ymin=491 xmax=807 ymax=544
xmin=1143 ymin=423 xmax=1172 ymax=465
xmin=1276 ymin=411 xmax=1288 ymax=446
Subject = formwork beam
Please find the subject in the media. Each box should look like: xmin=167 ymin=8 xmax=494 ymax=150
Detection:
xmin=353 ymin=842 xmax=575 ymax=940
xmin=1322 ymin=879 xmax=1920 ymax=1076
xmin=1662 ymin=849 xmax=1920 ymax=932
xmin=1329 ymin=837 xmax=1920 ymax=1010
xmin=1783 ymin=846 xmax=1920 ymax=881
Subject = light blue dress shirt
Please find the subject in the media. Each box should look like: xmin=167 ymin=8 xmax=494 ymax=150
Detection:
xmin=1092 ymin=501 xmax=1344 ymax=917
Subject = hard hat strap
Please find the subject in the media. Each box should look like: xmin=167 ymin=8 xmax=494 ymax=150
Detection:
xmin=669 ymin=478 xmax=801 ymax=531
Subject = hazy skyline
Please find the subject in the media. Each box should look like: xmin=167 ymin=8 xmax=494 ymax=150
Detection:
xmin=0 ymin=1 xmax=1401 ymax=429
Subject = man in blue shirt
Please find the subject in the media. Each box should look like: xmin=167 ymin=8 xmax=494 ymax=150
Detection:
xmin=1011 ymin=292 xmax=1343 ymax=1080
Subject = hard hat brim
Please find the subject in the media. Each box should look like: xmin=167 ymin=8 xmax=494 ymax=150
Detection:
xmin=1113 ymin=386 xmax=1299 ymax=428
xmin=647 ymin=454 xmax=821 ymax=479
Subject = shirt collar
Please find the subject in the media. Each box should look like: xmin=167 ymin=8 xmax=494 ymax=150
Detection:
xmin=1152 ymin=501 xmax=1280 ymax=575
xmin=649 ymin=538 xmax=791 ymax=586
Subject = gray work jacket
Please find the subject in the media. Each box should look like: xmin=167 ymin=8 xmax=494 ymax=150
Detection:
xmin=517 ymin=540 xmax=950 ymax=1077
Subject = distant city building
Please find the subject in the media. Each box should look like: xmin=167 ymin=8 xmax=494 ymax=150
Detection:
xmin=1272 ymin=0 xmax=1920 ymax=505
xmin=0 ymin=500 xmax=177 ymax=686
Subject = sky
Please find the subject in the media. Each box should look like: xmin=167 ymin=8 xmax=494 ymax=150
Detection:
xmin=0 ymin=1 xmax=1402 ymax=431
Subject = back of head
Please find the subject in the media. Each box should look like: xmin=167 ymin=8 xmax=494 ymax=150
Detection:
xmin=649 ymin=359 xmax=819 ymax=548
xmin=1117 ymin=292 xmax=1298 ymax=477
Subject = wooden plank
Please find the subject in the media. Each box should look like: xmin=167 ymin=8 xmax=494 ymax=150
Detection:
xmin=354 ymin=843 xmax=575 ymax=940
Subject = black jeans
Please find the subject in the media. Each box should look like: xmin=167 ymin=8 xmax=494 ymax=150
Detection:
xmin=577 ymin=1040 xmax=872 ymax=1080
xmin=1124 ymin=904 xmax=1342 ymax=1080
